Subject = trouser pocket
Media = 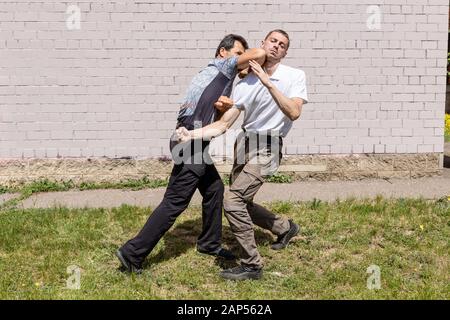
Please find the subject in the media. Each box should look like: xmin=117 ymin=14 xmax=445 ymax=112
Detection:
xmin=229 ymin=164 xmax=264 ymax=203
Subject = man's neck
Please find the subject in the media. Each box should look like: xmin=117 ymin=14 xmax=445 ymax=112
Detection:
xmin=263 ymin=60 xmax=281 ymax=77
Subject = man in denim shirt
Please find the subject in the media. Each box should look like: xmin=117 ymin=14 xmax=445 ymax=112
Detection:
xmin=116 ymin=34 xmax=267 ymax=273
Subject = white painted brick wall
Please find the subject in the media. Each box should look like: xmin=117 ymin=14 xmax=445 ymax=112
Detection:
xmin=0 ymin=0 xmax=448 ymax=159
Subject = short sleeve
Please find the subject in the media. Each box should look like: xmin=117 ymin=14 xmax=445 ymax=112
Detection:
xmin=214 ymin=56 xmax=239 ymax=79
xmin=288 ymin=70 xmax=308 ymax=104
xmin=230 ymin=80 xmax=247 ymax=111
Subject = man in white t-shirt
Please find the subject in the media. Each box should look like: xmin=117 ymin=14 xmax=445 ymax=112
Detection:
xmin=177 ymin=29 xmax=308 ymax=280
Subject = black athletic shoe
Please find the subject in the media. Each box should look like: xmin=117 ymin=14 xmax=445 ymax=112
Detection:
xmin=220 ymin=265 xmax=262 ymax=281
xmin=271 ymin=220 xmax=300 ymax=250
xmin=198 ymin=247 xmax=236 ymax=260
xmin=115 ymin=249 xmax=143 ymax=274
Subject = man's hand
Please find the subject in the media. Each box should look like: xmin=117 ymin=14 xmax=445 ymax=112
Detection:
xmin=249 ymin=60 xmax=272 ymax=88
xmin=214 ymin=96 xmax=234 ymax=113
xmin=175 ymin=126 xmax=191 ymax=143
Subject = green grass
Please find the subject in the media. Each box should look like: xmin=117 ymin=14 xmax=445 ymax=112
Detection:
xmin=221 ymin=173 xmax=293 ymax=186
xmin=2 ymin=177 xmax=169 ymax=195
xmin=445 ymin=113 xmax=450 ymax=142
xmin=0 ymin=174 xmax=295 ymax=211
xmin=0 ymin=198 xmax=448 ymax=299
xmin=265 ymin=173 xmax=293 ymax=184
xmin=0 ymin=177 xmax=170 ymax=209
xmin=1 ymin=174 xmax=295 ymax=197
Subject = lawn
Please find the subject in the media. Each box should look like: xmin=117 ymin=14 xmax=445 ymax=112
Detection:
xmin=446 ymin=114 xmax=450 ymax=142
xmin=0 ymin=198 xmax=448 ymax=299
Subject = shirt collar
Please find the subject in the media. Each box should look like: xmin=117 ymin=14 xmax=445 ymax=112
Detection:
xmin=267 ymin=64 xmax=283 ymax=81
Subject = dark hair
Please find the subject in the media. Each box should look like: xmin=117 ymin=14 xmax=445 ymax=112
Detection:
xmin=215 ymin=34 xmax=249 ymax=58
xmin=264 ymin=29 xmax=290 ymax=49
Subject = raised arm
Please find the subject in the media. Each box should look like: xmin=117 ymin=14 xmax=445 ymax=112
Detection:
xmin=249 ymin=60 xmax=304 ymax=121
xmin=237 ymin=48 xmax=266 ymax=71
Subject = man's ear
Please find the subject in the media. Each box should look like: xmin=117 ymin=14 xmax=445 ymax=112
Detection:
xmin=280 ymin=47 xmax=288 ymax=59
xmin=218 ymin=47 xmax=227 ymax=58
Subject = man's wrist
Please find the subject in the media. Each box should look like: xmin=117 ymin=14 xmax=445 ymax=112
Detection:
xmin=265 ymin=80 xmax=275 ymax=90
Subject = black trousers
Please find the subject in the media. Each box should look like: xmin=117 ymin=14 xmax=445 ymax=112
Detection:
xmin=120 ymin=162 xmax=224 ymax=267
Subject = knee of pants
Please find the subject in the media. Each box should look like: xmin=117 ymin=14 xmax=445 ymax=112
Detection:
xmin=214 ymin=180 xmax=225 ymax=196
xmin=204 ymin=179 xmax=224 ymax=198
xmin=223 ymin=212 xmax=254 ymax=235
xmin=223 ymin=190 xmax=247 ymax=213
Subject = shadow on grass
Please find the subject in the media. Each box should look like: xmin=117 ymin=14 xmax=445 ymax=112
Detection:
xmin=144 ymin=217 xmax=274 ymax=270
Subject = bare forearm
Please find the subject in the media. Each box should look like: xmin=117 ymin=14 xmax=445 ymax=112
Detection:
xmin=253 ymin=53 xmax=266 ymax=69
xmin=178 ymin=107 xmax=241 ymax=143
xmin=237 ymin=48 xmax=267 ymax=71
xmin=248 ymin=60 xmax=302 ymax=121
xmin=189 ymin=121 xmax=228 ymax=140
xmin=267 ymin=84 xmax=302 ymax=121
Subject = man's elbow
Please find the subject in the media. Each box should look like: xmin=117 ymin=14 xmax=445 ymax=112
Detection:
xmin=255 ymin=48 xmax=266 ymax=64
xmin=289 ymin=107 xmax=302 ymax=121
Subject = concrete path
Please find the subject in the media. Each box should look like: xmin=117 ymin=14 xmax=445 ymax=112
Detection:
xmin=0 ymin=193 xmax=20 ymax=206
xmin=10 ymin=169 xmax=449 ymax=209
xmin=2 ymin=143 xmax=449 ymax=209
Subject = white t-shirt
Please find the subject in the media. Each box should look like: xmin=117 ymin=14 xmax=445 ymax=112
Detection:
xmin=231 ymin=64 xmax=308 ymax=137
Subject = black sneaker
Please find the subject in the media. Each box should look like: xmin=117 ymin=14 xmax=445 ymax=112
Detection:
xmin=220 ymin=265 xmax=262 ymax=281
xmin=115 ymin=249 xmax=143 ymax=274
xmin=198 ymin=247 xmax=236 ymax=260
xmin=271 ymin=220 xmax=300 ymax=250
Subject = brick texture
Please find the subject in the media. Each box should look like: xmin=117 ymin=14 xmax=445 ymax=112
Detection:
xmin=0 ymin=0 xmax=448 ymax=159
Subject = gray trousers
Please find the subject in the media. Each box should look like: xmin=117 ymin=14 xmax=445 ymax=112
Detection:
xmin=223 ymin=131 xmax=290 ymax=268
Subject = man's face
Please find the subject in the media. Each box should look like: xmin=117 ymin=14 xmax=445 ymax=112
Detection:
xmin=261 ymin=32 xmax=289 ymax=61
xmin=219 ymin=41 xmax=245 ymax=58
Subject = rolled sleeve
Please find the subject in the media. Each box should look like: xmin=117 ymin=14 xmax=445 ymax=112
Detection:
xmin=214 ymin=56 xmax=239 ymax=80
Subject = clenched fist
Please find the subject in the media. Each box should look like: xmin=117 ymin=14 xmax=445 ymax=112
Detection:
xmin=214 ymin=96 xmax=234 ymax=113
xmin=176 ymin=126 xmax=191 ymax=143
